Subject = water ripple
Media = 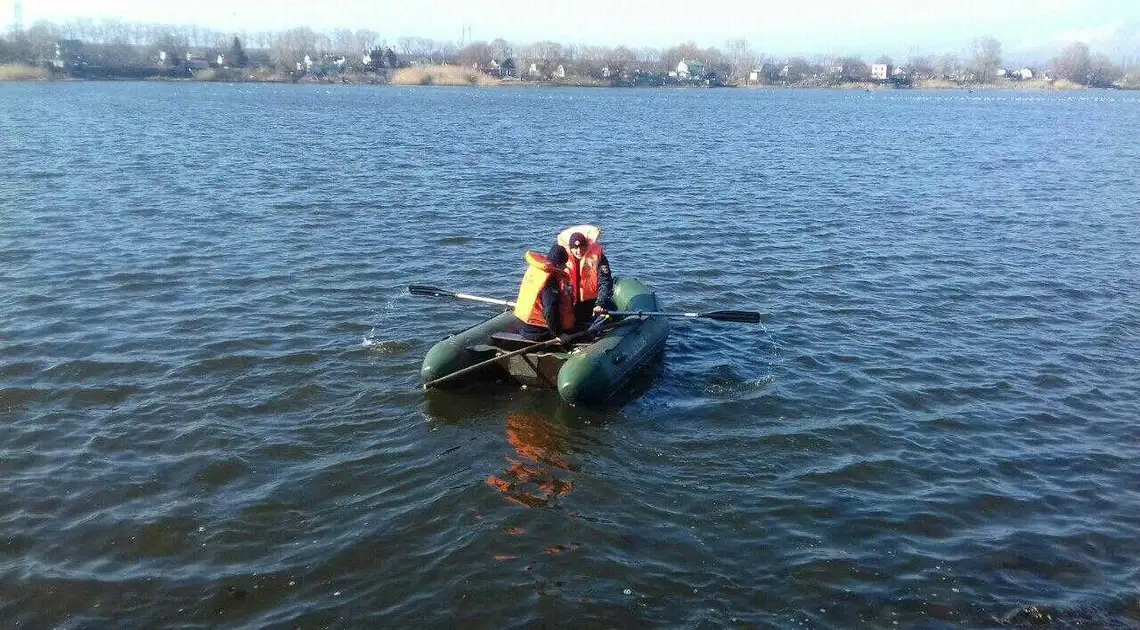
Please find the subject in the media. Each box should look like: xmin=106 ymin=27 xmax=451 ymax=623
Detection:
xmin=1 ymin=83 xmax=1138 ymax=627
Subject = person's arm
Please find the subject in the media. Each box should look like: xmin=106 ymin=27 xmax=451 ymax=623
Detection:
xmin=541 ymin=279 xmax=563 ymax=336
xmin=595 ymin=254 xmax=615 ymax=311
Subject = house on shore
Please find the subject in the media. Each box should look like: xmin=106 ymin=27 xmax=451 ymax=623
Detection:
xmin=186 ymin=53 xmax=210 ymax=71
xmin=52 ymin=39 xmax=85 ymax=69
xmin=747 ymin=64 xmax=768 ymax=84
xmin=675 ymin=59 xmax=706 ymax=81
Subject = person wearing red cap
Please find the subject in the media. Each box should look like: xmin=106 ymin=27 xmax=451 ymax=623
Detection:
xmin=561 ymin=228 xmax=614 ymax=328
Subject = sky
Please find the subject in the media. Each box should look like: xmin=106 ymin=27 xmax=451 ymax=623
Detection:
xmin=6 ymin=0 xmax=1140 ymax=60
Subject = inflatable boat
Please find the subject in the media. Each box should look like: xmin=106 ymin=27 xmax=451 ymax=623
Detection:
xmin=421 ymin=277 xmax=669 ymax=406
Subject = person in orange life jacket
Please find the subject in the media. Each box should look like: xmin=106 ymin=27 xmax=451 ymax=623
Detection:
xmin=564 ymin=231 xmax=614 ymax=328
xmin=512 ymin=244 xmax=576 ymax=343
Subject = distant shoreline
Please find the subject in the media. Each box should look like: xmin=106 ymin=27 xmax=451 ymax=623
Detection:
xmin=0 ymin=62 xmax=1130 ymax=91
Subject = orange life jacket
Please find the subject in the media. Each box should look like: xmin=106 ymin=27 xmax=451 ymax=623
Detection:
xmin=557 ymin=225 xmax=605 ymax=302
xmin=513 ymin=251 xmax=575 ymax=330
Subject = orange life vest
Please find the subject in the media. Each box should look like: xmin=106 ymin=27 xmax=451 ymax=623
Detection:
xmin=513 ymin=251 xmax=575 ymax=330
xmin=557 ymin=225 xmax=605 ymax=303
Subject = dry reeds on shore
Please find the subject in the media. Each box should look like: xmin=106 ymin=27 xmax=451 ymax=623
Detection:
xmin=0 ymin=63 xmax=50 ymax=81
xmin=911 ymin=77 xmax=1086 ymax=90
xmin=391 ymin=64 xmax=498 ymax=86
xmin=911 ymin=79 xmax=960 ymax=89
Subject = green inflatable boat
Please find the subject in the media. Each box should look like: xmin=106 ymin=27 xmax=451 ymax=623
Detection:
xmin=421 ymin=277 xmax=669 ymax=406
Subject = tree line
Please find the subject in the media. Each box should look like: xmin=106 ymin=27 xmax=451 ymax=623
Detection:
xmin=1 ymin=18 xmax=1136 ymax=88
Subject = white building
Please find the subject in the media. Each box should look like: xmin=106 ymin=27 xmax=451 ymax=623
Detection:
xmin=871 ymin=63 xmax=891 ymax=80
xmin=676 ymin=59 xmax=706 ymax=80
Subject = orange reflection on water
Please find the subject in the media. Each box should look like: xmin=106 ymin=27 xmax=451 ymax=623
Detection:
xmin=545 ymin=542 xmax=581 ymax=555
xmin=486 ymin=413 xmax=575 ymax=508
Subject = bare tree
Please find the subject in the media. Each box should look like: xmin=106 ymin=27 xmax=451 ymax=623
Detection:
xmin=604 ymin=45 xmax=636 ymax=76
xmin=636 ymin=47 xmax=661 ymax=69
xmin=702 ymin=46 xmax=728 ymax=78
xmin=574 ymin=45 xmax=606 ymax=78
xmin=397 ymin=36 xmax=415 ymax=59
xmin=458 ymin=41 xmax=493 ymax=68
xmin=1087 ymin=52 xmax=1122 ymax=87
xmin=779 ymin=57 xmax=815 ymax=83
xmin=528 ymin=40 xmax=563 ymax=75
xmin=724 ymin=38 xmax=756 ymax=82
xmin=834 ymin=56 xmax=869 ymax=82
xmin=562 ymin=43 xmax=580 ymax=65
xmin=355 ymin=29 xmax=380 ymax=51
xmin=437 ymin=41 xmax=458 ymax=64
xmin=71 ymin=18 xmax=94 ymax=42
xmin=907 ymin=55 xmax=933 ymax=77
xmin=210 ymin=30 xmax=231 ymax=52
xmin=970 ymin=36 xmax=1002 ymax=82
xmin=663 ymin=41 xmax=703 ymax=66
xmin=98 ymin=18 xmax=140 ymax=65
xmin=271 ymin=26 xmax=320 ymax=68
xmin=152 ymin=27 xmax=188 ymax=64
xmin=0 ymin=36 xmax=15 ymax=62
xmin=314 ymin=33 xmax=331 ymax=54
xmin=399 ymin=36 xmax=442 ymax=63
xmin=489 ymin=38 xmax=511 ymax=61
xmin=932 ymin=53 xmax=960 ymax=79
xmin=24 ymin=20 xmax=61 ymax=63
xmin=1050 ymin=41 xmax=1091 ymax=84
xmin=331 ymin=29 xmax=355 ymax=54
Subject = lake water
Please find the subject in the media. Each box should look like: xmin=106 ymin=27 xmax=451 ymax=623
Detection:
xmin=2 ymin=82 xmax=1139 ymax=628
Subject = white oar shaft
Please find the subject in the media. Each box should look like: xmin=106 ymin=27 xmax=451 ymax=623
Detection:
xmin=610 ymin=311 xmax=693 ymax=317
xmin=454 ymin=293 xmax=516 ymax=307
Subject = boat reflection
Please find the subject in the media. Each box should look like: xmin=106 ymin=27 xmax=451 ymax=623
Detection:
xmin=486 ymin=412 xmax=576 ymax=508
xmin=424 ymin=389 xmax=621 ymax=509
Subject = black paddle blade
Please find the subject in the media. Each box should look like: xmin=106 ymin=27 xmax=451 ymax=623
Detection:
xmin=701 ymin=310 xmax=762 ymax=323
xmin=408 ymin=284 xmax=455 ymax=298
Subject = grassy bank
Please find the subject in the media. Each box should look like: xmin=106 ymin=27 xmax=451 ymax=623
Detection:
xmin=911 ymin=77 xmax=1085 ymax=90
xmin=391 ymin=64 xmax=498 ymax=86
xmin=0 ymin=63 xmax=51 ymax=80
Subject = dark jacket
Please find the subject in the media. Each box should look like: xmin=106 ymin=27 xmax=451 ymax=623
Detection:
xmin=570 ymin=253 xmax=615 ymax=329
xmin=593 ymin=253 xmax=615 ymax=310
xmin=516 ymin=273 xmax=568 ymax=340
xmin=540 ymin=275 xmax=568 ymax=335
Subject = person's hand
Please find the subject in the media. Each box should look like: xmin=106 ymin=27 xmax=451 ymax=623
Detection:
xmin=592 ymin=305 xmax=607 ymax=315
xmin=556 ymin=333 xmax=573 ymax=346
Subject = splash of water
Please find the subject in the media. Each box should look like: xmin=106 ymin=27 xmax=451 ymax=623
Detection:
xmin=361 ymin=287 xmax=416 ymax=351
xmin=361 ymin=335 xmax=413 ymax=354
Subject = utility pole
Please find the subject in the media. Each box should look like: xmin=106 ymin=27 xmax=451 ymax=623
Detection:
xmin=13 ymin=1 xmax=24 ymax=34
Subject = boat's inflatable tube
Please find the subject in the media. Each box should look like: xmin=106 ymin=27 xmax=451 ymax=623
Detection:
xmin=420 ymin=277 xmax=669 ymax=405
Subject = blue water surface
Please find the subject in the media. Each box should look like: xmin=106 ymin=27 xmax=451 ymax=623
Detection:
xmin=2 ymin=82 xmax=1139 ymax=628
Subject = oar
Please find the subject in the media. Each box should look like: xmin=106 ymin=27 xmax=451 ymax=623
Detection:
xmin=409 ymin=284 xmax=761 ymax=323
xmin=408 ymin=284 xmax=516 ymax=308
xmin=608 ymin=309 xmax=762 ymax=324
xmin=423 ymin=318 xmax=610 ymax=389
